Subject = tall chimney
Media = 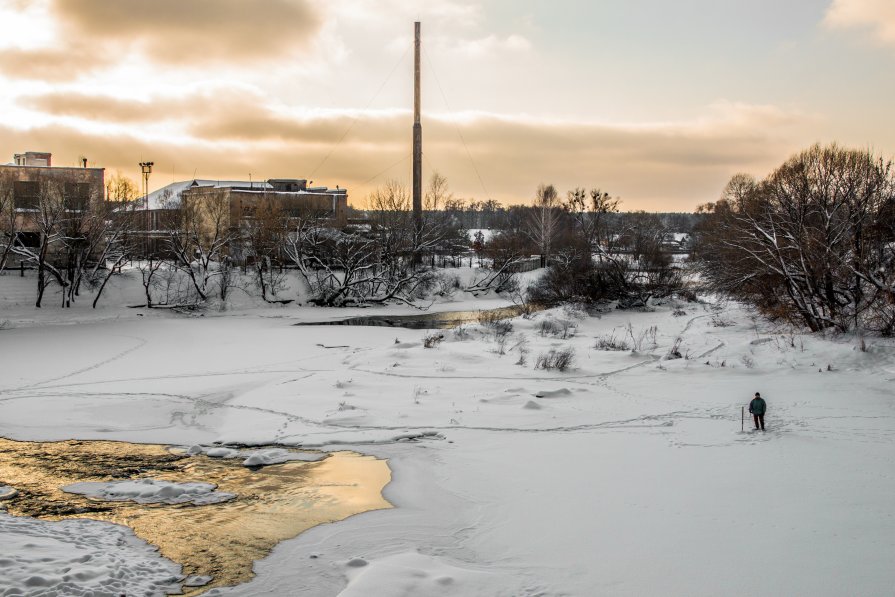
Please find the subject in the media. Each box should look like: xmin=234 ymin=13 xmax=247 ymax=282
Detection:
xmin=412 ymin=21 xmax=422 ymax=256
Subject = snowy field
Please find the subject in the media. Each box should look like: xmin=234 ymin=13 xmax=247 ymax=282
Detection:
xmin=1 ymin=271 xmax=894 ymax=596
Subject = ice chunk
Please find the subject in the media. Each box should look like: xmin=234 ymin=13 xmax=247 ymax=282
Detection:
xmin=63 ymin=479 xmax=235 ymax=505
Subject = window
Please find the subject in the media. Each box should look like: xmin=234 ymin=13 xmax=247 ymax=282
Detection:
xmin=13 ymin=181 xmax=39 ymax=210
xmin=64 ymin=182 xmax=90 ymax=211
xmin=15 ymin=232 xmax=40 ymax=248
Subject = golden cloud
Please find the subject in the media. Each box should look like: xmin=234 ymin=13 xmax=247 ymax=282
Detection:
xmin=0 ymin=45 xmax=113 ymax=81
xmin=19 ymin=89 xmax=264 ymax=123
xmin=55 ymin=0 xmax=322 ymax=63
xmin=0 ymin=101 xmax=809 ymax=211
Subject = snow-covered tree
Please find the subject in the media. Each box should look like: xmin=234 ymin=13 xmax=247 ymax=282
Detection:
xmin=694 ymin=144 xmax=895 ymax=332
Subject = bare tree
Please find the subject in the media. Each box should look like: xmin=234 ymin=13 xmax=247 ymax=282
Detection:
xmin=106 ymin=171 xmax=139 ymax=205
xmin=466 ymin=230 xmax=531 ymax=293
xmin=138 ymin=254 xmax=165 ymax=308
xmin=166 ymin=189 xmax=236 ymax=303
xmin=528 ymin=184 xmax=560 ymax=267
xmin=281 ymin=180 xmax=436 ymax=306
xmin=694 ymin=145 xmax=895 ymax=332
xmin=90 ymin=200 xmax=140 ymax=308
xmin=9 ymin=179 xmax=68 ymax=307
xmin=564 ymin=187 xmax=620 ymax=255
xmin=241 ymin=194 xmax=289 ymax=303
xmin=0 ymin=170 xmax=18 ymax=272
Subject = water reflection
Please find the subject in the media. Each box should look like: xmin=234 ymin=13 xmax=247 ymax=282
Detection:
xmin=0 ymin=438 xmax=392 ymax=594
xmin=295 ymin=305 xmax=538 ymax=329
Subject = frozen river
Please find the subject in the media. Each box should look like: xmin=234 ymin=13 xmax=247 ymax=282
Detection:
xmin=1 ymin=301 xmax=894 ymax=595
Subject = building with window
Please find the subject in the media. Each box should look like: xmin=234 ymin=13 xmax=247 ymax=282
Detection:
xmin=136 ymin=177 xmax=348 ymax=256
xmin=0 ymin=151 xmax=105 ymax=254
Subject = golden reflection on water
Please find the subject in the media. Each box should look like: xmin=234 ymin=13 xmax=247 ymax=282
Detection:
xmin=0 ymin=438 xmax=392 ymax=594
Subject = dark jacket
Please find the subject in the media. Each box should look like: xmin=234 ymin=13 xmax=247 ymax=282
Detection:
xmin=749 ymin=397 xmax=767 ymax=416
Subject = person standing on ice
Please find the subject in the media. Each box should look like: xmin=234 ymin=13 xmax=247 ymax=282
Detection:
xmin=749 ymin=392 xmax=767 ymax=430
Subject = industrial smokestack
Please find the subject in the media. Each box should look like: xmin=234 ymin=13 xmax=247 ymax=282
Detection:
xmin=412 ymin=21 xmax=422 ymax=261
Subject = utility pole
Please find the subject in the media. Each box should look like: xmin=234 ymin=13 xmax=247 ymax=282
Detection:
xmin=412 ymin=21 xmax=423 ymax=263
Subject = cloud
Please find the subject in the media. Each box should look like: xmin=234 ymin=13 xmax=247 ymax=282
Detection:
xmin=824 ymin=0 xmax=895 ymax=46
xmin=0 ymin=45 xmax=113 ymax=81
xmin=449 ymin=34 xmax=532 ymax=57
xmin=52 ymin=0 xmax=322 ymax=65
xmin=0 ymin=102 xmax=809 ymax=211
xmin=19 ymin=88 xmax=264 ymax=123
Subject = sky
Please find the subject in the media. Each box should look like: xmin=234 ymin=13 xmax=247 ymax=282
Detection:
xmin=0 ymin=0 xmax=893 ymax=210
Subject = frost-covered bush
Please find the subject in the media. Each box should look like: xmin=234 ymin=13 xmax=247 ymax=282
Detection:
xmin=666 ymin=338 xmax=683 ymax=359
xmin=595 ymin=333 xmax=629 ymax=351
xmin=625 ymin=323 xmax=658 ymax=352
xmin=434 ymin=273 xmax=461 ymax=297
xmin=562 ymin=303 xmax=588 ymax=320
xmin=538 ymin=319 xmax=561 ymax=337
xmin=535 ymin=348 xmax=575 ymax=371
xmin=423 ymin=333 xmax=444 ymax=348
xmin=538 ymin=318 xmax=574 ymax=338
xmin=476 ymin=310 xmax=514 ymax=338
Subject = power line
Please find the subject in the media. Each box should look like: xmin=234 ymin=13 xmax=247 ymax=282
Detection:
xmin=422 ymin=45 xmax=490 ymax=199
xmin=362 ymin=153 xmax=412 ymax=186
xmin=309 ymin=42 xmax=413 ymax=180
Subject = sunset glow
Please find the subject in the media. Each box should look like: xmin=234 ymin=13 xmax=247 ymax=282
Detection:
xmin=1 ymin=0 xmax=892 ymax=209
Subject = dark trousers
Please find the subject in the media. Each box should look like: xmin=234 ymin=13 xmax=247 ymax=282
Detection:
xmin=753 ymin=414 xmax=765 ymax=430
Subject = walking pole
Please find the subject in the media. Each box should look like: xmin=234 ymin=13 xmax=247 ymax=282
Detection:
xmin=741 ymin=406 xmax=744 ymax=432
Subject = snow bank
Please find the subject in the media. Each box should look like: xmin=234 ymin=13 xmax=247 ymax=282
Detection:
xmin=62 ymin=479 xmax=235 ymax=505
xmin=183 ymin=444 xmax=326 ymax=466
xmin=0 ymin=513 xmax=182 ymax=596
xmin=534 ymin=388 xmax=572 ymax=398
xmin=338 ymin=552 xmax=493 ymax=597
xmin=242 ymin=448 xmax=325 ymax=467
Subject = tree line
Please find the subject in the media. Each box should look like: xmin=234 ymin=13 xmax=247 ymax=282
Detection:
xmin=692 ymin=144 xmax=895 ymax=334
xmin=1 ymin=168 xmax=695 ymax=309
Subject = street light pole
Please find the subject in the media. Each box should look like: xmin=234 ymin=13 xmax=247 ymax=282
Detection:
xmin=139 ymin=161 xmax=153 ymax=256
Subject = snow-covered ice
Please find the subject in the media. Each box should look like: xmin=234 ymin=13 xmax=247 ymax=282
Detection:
xmin=337 ymin=551 xmax=495 ymax=597
xmin=62 ymin=478 xmax=235 ymax=505
xmin=0 ymin=513 xmax=182 ymax=596
xmin=182 ymin=444 xmax=326 ymax=465
xmin=1 ymin=271 xmax=894 ymax=596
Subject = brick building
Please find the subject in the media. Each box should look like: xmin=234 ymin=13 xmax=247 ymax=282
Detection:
xmin=0 ymin=151 xmax=105 ymax=254
xmin=137 ymin=177 xmax=348 ymax=256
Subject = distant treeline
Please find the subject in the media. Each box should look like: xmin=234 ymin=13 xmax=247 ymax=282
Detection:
xmin=348 ymin=204 xmax=701 ymax=232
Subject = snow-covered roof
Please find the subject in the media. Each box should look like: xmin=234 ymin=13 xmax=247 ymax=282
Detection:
xmin=136 ymin=178 xmax=346 ymax=210
xmin=138 ymin=179 xmax=272 ymax=210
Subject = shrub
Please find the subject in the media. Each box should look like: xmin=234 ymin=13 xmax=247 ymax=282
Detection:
xmin=535 ymin=347 xmax=575 ymax=371
xmin=666 ymin=337 xmax=683 ymax=359
xmin=477 ymin=310 xmax=514 ymax=337
xmin=423 ymin=333 xmax=444 ymax=348
xmin=595 ymin=333 xmax=630 ymax=351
